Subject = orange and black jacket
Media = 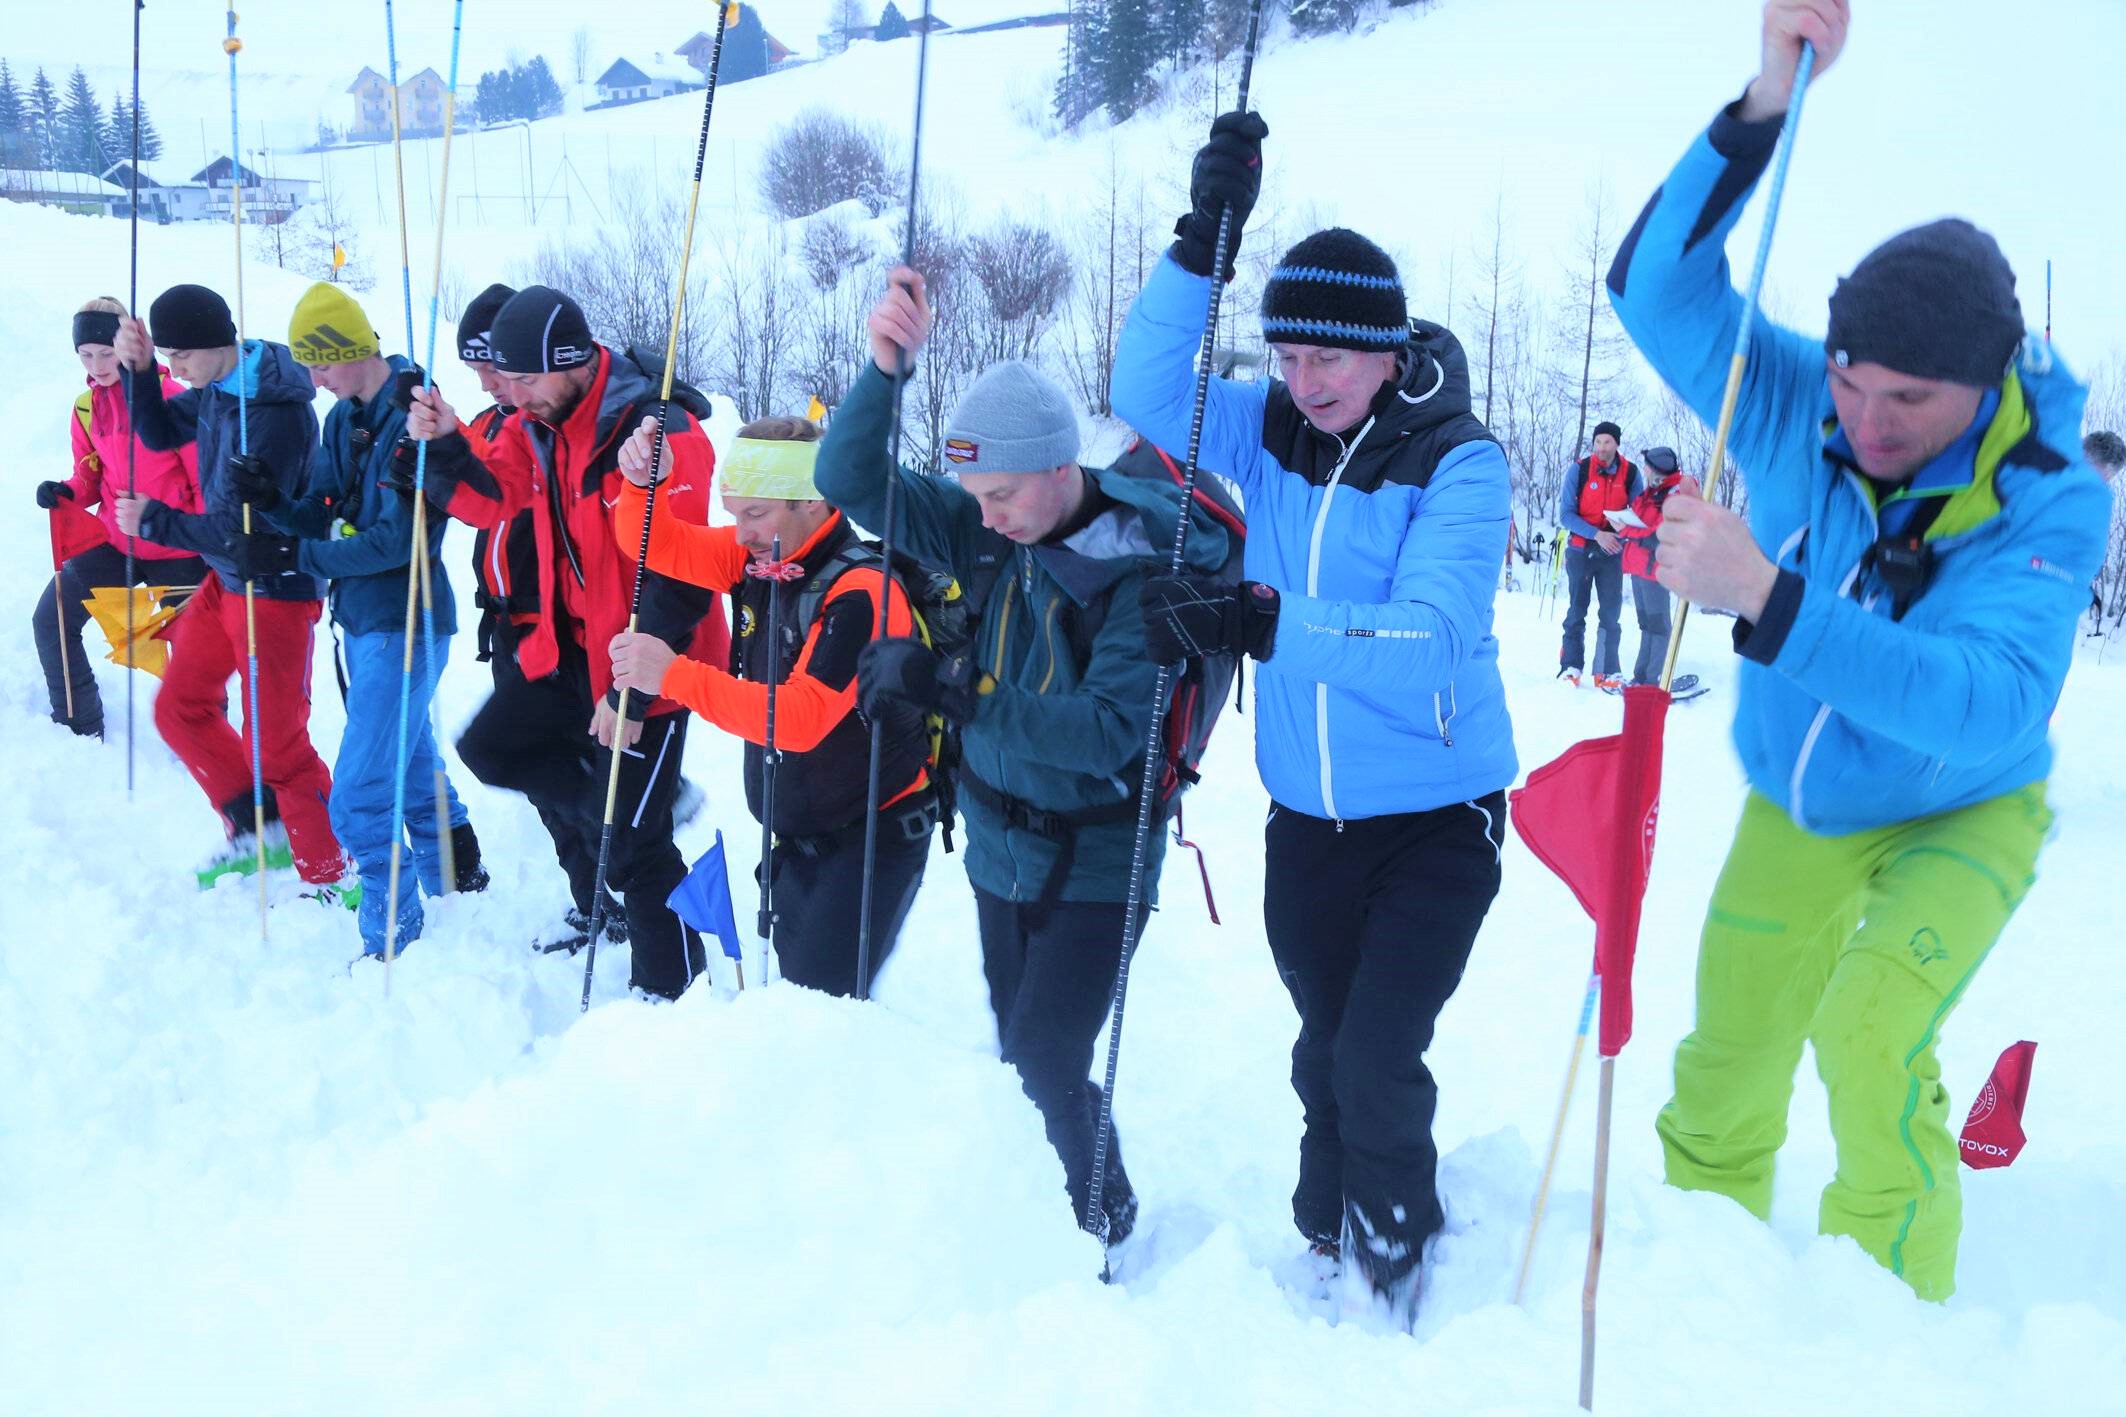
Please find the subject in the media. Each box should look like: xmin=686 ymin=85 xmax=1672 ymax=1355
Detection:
xmin=460 ymin=402 xmax=539 ymax=663
xmin=614 ymin=486 xmax=929 ymax=839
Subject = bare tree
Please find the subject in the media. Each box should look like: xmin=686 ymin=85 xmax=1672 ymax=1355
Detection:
xmin=968 ymin=218 xmax=1073 ymax=366
xmin=572 ymin=27 xmax=594 ymax=87
xmin=1466 ymin=185 xmax=1516 ymax=426
xmin=282 ymin=167 xmax=374 ymax=292
xmin=707 ymin=230 xmax=800 ymax=422
xmin=800 ymin=208 xmax=879 ymax=292
xmin=529 ymin=178 xmax=718 ymax=385
xmin=760 ymin=108 xmax=899 ymax=221
xmin=1555 ymin=181 xmax=1639 ymax=461
xmin=824 ymin=0 xmax=872 ymax=55
xmin=1060 ymin=147 xmax=1159 ymax=417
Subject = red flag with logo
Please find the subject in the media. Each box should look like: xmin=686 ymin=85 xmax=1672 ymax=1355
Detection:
xmin=1959 ymin=1040 xmax=2036 ymax=1170
xmin=49 ymin=501 xmax=107 ymax=568
xmin=1508 ymin=685 xmax=1670 ymax=1056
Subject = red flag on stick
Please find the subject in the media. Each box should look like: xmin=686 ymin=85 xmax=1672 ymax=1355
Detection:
xmin=49 ymin=501 xmax=108 ymax=568
xmin=1509 ymin=685 xmax=1671 ymax=1057
xmin=1959 ymin=1040 xmax=2036 ymax=1170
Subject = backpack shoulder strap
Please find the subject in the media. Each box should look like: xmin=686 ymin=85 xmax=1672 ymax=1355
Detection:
xmin=795 ymin=539 xmax=881 ymax=632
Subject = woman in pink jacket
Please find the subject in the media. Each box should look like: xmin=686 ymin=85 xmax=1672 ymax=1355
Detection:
xmin=32 ymin=297 xmax=208 ymax=738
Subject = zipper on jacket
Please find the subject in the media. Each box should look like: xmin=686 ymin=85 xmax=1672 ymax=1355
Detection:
xmin=1306 ymin=417 xmax=1375 ymax=820
xmin=1787 ymin=559 xmax=1868 ymax=829
xmin=1433 ymin=682 xmax=1457 ymax=748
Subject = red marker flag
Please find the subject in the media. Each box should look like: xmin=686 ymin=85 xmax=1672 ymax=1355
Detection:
xmin=1959 ymin=1040 xmax=2036 ymax=1170
xmin=1509 ymin=685 xmax=1671 ymax=1057
xmin=49 ymin=501 xmax=107 ymax=568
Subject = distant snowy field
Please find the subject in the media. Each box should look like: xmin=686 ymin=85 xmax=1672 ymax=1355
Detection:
xmin=5 ymin=0 xmax=2126 ymax=1410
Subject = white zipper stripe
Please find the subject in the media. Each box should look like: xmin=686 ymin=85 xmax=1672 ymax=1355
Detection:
xmin=1787 ymin=559 xmax=1866 ymax=828
xmin=1304 ymin=416 xmax=1375 ymax=820
xmin=1466 ymin=798 xmax=1501 ymax=865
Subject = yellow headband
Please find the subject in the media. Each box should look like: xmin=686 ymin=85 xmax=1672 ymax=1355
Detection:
xmin=721 ymin=437 xmax=821 ymax=500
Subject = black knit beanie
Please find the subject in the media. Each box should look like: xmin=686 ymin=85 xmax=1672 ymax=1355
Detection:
xmin=72 ymin=311 xmax=121 ymax=350
xmin=1260 ymin=228 xmax=1408 ymax=353
xmin=1592 ymin=421 xmax=1623 ymax=443
xmin=457 ymin=282 xmax=517 ymax=363
xmin=148 ymin=283 xmax=237 ymax=350
xmin=1826 ymin=219 xmax=2024 ymax=387
xmin=490 ymin=285 xmax=596 ymax=374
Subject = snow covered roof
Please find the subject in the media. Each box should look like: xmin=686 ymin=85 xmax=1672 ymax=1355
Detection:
xmin=100 ymin=158 xmax=191 ymax=189
xmin=1 ymin=169 xmax=126 ymax=197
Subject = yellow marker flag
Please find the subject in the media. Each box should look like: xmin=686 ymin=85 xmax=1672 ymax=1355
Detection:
xmin=83 ymin=585 xmax=188 ymax=678
xmin=805 ymin=395 xmax=827 ymax=424
xmin=724 ymin=3 xmax=742 ymax=29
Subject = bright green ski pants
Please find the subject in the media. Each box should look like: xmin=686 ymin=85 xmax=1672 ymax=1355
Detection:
xmin=1656 ymin=784 xmax=2051 ymax=1301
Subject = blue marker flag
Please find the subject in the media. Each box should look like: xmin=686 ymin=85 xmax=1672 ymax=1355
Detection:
xmin=669 ymin=830 xmax=745 ymax=962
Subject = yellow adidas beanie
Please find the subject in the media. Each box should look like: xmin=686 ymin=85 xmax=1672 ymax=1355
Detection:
xmin=288 ymin=281 xmax=380 ymax=366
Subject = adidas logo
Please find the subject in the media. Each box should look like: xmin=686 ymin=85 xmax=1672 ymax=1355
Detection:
xmin=294 ymin=323 xmax=371 ymax=364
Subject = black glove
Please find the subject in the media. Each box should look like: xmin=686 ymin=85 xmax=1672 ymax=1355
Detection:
xmin=34 ymin=481 xmax=74 ymax=510
xmin=1171 ymin=110 xmax=1269 ymax=281
xmin=382 ymin=434 xmax=460 ymax=507
xmin=858 ymin=638 xmax=982 ymax=726
xmin=226 ymin=528 xmax=303 ymax=582
xmin=225 ymin=453 xmax=282 ymax=513
xmin=390 ymin=364 xmax=428 ymax=412
xmin=1140 ymin=574 xmax=1280 ymax=663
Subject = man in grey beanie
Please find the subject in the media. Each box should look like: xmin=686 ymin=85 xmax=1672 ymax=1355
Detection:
xmin=816 ymin=267 xmax=1235 ymax=1254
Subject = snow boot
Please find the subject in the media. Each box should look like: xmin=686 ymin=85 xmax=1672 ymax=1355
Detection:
xmin=197 ymin=807 xmax=295 ymax=890
xmin=1558 ymin=666 xmax=1582 ymax=688
xmin=451 ymin=821 xmax=490 ymax=893
xmin=1342 ymin=1205 xmax=1424 ymax=1334
xmin=537 ymin=901 xmax=628 ymax=955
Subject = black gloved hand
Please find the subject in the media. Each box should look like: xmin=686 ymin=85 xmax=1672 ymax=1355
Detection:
xmin=1171 ymin=110 xmax=1269 ymax=281
xmin=35 ymin=481 xmax=74 ymax=510
xmin=381 ymin=434 xmax=460 ymax=507
xmin=390 ymin=364 xmax=428 ymax=412
xmin=226 ymin=528 xmax=303 ymax=582
xmin=225 ymin=453 xmax=282 ymax=513
xmin=858 ymin=638 xmax=982 ymax=726
xmin=1140 ymin=574 xmax=1280 ymax=663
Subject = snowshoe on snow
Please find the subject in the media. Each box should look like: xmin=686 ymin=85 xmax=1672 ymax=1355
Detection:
xmin=296 ymin=878 xmax=362 ymax=912
xmin=196 ymin=823 xmax=294 ymax=890
xmin=1342 ymin=1207 xmax=1424 ymax=1334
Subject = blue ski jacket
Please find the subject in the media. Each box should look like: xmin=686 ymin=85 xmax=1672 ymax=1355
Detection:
xmin=262 ymin=355 xmax=457 ymax=638
xmin=1607 ymin=102 xmax=2110 ymax=835
xmin=1112 ymin=253 xmax=1518 ymax=822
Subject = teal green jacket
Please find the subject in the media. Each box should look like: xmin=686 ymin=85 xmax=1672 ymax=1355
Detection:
xmin=815 ymin=360 xmax=1231 ymax=905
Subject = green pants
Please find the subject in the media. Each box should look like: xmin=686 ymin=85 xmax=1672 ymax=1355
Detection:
xmin=1656 ymin=784 xmax=2051 ymax=1301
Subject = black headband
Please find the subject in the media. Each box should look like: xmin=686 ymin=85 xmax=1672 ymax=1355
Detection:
xmin=73 ymin=312 xmax=121 ymax=350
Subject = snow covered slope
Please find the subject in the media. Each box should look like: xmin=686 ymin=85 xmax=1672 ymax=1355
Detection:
xmin=4 ymin=0 xmax=2126 ymax=1410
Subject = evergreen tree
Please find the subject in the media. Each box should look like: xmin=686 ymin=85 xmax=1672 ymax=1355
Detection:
xmin=521 ymin=56 xmax=564 ymax=118
xmin=1052 ymin=1 xmax=1106 ymax=128
xmin=719 ymin=8 xmax=771 ymax=82
xmin=1097 ymin=0 xmax=1159 ymax=123
xmin=0 ymin=61 xmax=30 ymax=170
xmin=59 ymin=67 xmax=104 ymax=173
xmin=29 ymin=66 xmax=61 ymax=170
xmin=875 ymin=1 xmax=911 ymax=40
xmin=1161 ymin=0 xmax=1208 ymax=68
xmin=103 ymin=94 xmax=130 ymax=170
xmin=134 ymin=95 xmax=163 ymax=160
xmin=1288 ymin=0 xmax=1362 ymax=37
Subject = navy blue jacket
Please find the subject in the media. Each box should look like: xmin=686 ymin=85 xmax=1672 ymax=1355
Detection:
xmin=128 ymin=340 xmax=324 ymax=602
xmin=263 ymin=355 xmax=456 ymax=638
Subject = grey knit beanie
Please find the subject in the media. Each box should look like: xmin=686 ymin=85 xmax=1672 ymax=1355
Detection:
xmin=940 ymin=360 xmax=1081 ymax=475
xmin=1826 ymin=219 xmax=2024 ymax=387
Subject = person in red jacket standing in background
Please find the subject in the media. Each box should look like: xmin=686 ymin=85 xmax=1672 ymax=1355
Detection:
xmin=1555 ymin=420 xmax=1641 ymax=688
xmin=33 ymin=297 xmax=209 ymax=738
xmin=399 ymin=285 xmax=729 ymax=999
xmin=1616 ymin=444 xmax=1702 ymax=688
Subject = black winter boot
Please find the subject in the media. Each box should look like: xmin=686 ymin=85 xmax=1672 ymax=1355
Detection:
xmin=451 ymin=822 xmax=490 ymax=893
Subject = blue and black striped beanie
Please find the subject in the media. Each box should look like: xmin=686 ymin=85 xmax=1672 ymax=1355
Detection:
xmin=1261 ymin=228 xmax=1408 ymax=353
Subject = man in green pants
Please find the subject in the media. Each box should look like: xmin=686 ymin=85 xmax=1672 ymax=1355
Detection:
xmin=1607 ymin=0 xmax=2111 ymax=1300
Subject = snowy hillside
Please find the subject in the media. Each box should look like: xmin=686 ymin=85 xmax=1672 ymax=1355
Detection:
xmin=5 ymin=0 xmax=2126 ymax=1412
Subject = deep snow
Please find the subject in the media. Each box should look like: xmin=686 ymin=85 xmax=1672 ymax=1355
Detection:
xmin=5 ymin=0 xmax=2126 ymax=1411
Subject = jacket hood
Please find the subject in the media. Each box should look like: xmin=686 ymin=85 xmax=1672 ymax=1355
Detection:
xmin=235 ymin=339 xmax=323 ymax=407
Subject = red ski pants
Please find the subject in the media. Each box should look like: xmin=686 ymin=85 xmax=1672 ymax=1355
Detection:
xmin=155 ymin=577 xmax=341 ymax=883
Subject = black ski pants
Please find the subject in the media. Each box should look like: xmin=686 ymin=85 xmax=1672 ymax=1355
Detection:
xmin=974 ymin=888 xmax=1140 ymax=1236
xmin=32 ymin=543 xmax=208 ymax=737
xmin=1631 ymin=573 xmax=1673 ymax=686
xmin=458 ymin=641 xmax=704 ymax=998
xmin=1560 ymin=542 xmax=1623 ymax=677
xmin=767 ymin=800 xmax=933 ymax=998
xmin=467 ymin=630 xmax=616 ymax=921
xmin=1263 ymin=792 xmax=1505 ymax=1285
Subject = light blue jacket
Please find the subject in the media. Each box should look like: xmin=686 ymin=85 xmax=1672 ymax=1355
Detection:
xmin=1113 ymin=254 xmax=1518 ymax=821
xmin=1607 ymin=104 xmax=2110 ymax=834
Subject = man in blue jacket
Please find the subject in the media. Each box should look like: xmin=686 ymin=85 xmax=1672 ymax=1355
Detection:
xmin=228 ymin=283 xmax=485 ymax=957
xmin=1113 ymin=114 xmax=1516 ymax=1326
xmin=1610 ymin=0 xmax=2109 ymax=1301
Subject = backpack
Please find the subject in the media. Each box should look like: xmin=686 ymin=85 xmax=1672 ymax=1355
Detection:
xmin=797 ymin=540 xmax=975 ymax=851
